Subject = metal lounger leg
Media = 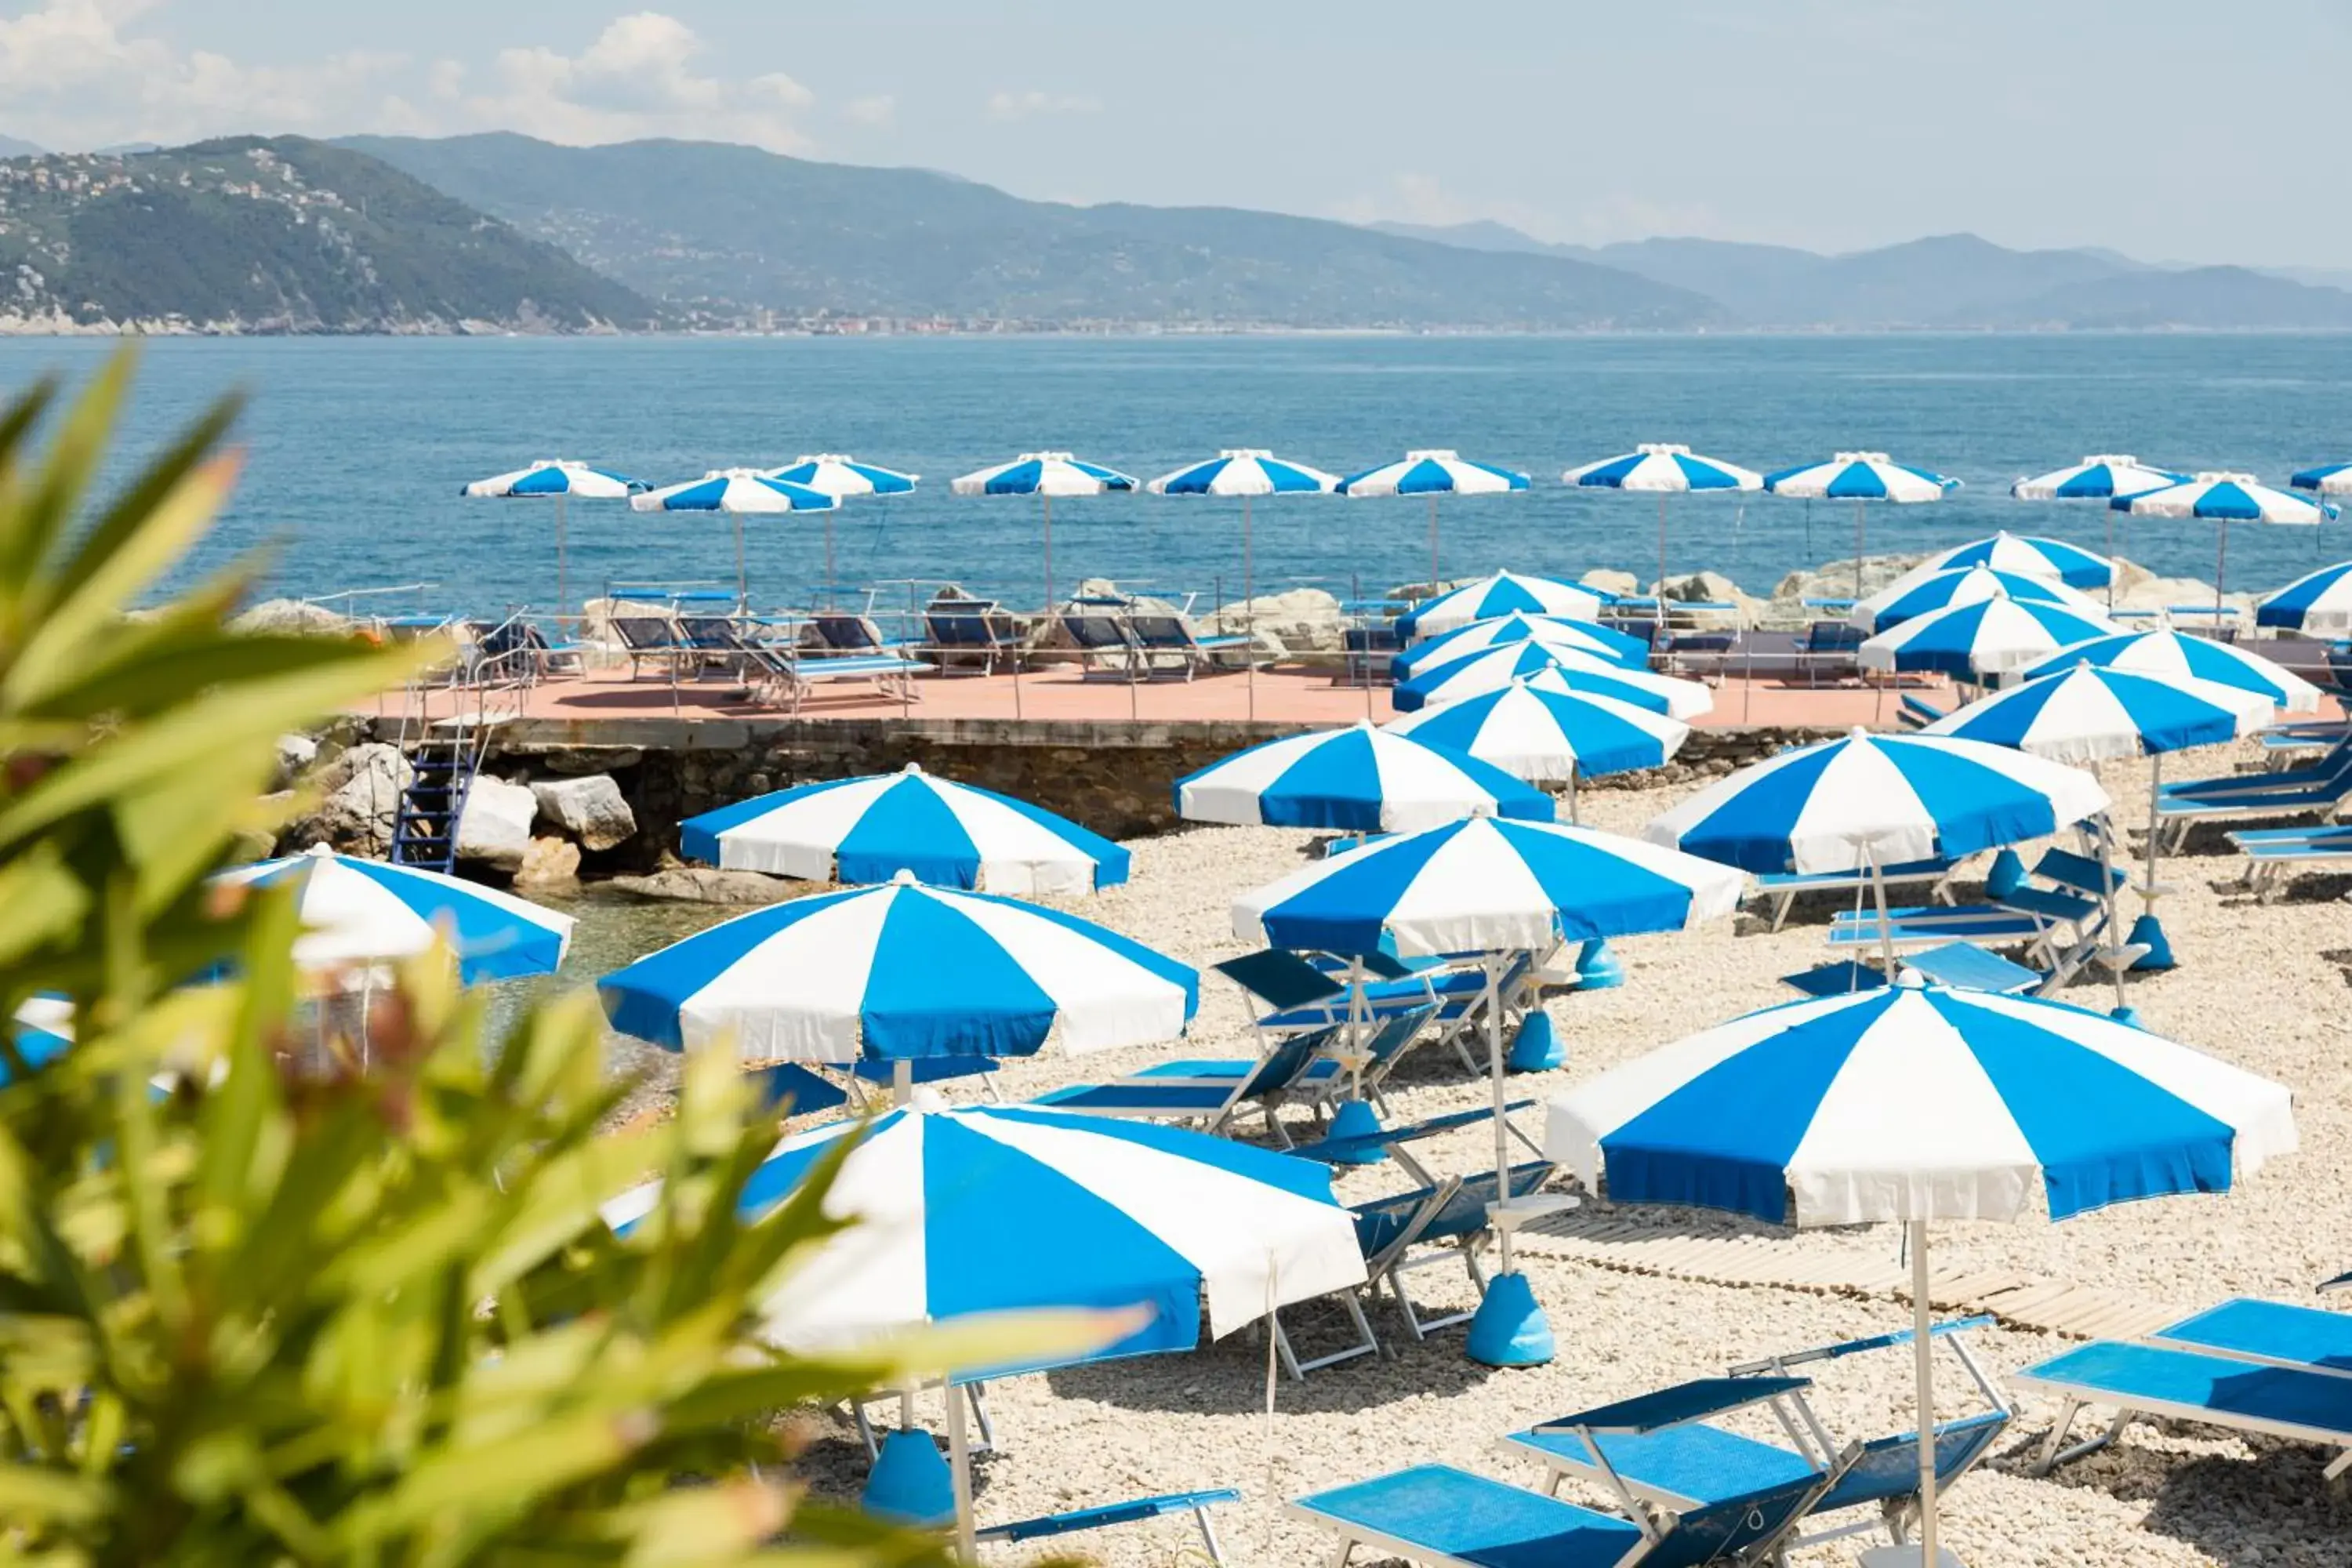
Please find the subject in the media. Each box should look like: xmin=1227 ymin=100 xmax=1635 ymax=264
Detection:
xmin=1195 ymin=1505 xmax=1227 ymax=1564
xmin=1326 ymin=1542 xmax=1355 ymax=1568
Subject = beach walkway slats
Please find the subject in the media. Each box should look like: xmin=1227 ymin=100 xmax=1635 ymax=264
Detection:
xmin=1515 ymin=1210 xmax=2182 ymax=1341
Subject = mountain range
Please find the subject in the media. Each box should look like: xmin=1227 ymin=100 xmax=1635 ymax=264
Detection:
xmin=3 ymin=127 xmax=2347 ymax=333
xmin=336 ymin=132 xmax=1713 ymax=330
xmin=0 ymin=136 xmax=655 ymax=332
xmin=1367 ymin=221 xmax=2352 ymax=330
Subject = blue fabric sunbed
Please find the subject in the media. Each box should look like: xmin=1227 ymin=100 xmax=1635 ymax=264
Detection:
xmin=1031 ymin=1025 xmax=1338 ymax=1145
xmin=2015 ymin=1340 xmax=2352 ymax=1479
xmin=1754 ymin=857 xmax=1957 ymax=931
xmin=1290 ymin=1460 xmax=1823 ymax=1568
xmin=978 ymin=1487 xmax=1240 ymax=1563
xmin=2151 ymin=1298 xmax=2352 ymax=1377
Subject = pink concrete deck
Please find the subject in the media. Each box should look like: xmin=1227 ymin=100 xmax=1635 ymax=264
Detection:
xmin=379 ymin=664 xmax=1961 ymax=732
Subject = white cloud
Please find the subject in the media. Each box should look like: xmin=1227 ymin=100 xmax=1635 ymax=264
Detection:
xmin=470 ymin=13 xmax=814 ymax=151
xmin=0 ymin=4 xmax=815 ymax=154
xmin=0 ymin=0 xmax=405 ymax=150
xmin=844 ymin=93 xmax=896 ymax=129
xmin=984 ymin=90 xmax=1100 ymax=123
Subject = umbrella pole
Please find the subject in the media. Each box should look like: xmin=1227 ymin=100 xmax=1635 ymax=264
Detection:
xmin=1566 ymin=768 xmax=1578 ymax=826
xmin=1428 ymin=495 xmax=1441 ymax=590
xmin=1854 ymin=499 xmax=1868 ymax=602
xmin=2143 ymin=753 xmax=2163 ymax=898
xmin=1245 ymin=494 xmax=1257 ymax=724
xmin=826 ymin=514 xmax=837 ymax=612
xmin=948 ymin=1380 xmax=977 ymax=1564
xmin=734 ymin=516 xmax=747 ymax=610
xmin=1043 ymin=494 xmax=1055 ymax=615
xmin=2095 ymin=811 xmax=2129 ymax=1015
xmin=2215 ymin=521 xmax=2229 ymax=618
xmin=2105 ymin=509 xmax=2117 ymax=611
xmin=1911 ymin=1218 xmax=1941 ymax=1568
xmin=1486 ymin=953 xmax=1510 ymax=1276
xmin=1657 ymin=494 xmax=1669 ymax=605
xmin=555 ymin=493 xmax=568 ymax=620
xmin=1868 ymin=844 xmax=1897 ymax=975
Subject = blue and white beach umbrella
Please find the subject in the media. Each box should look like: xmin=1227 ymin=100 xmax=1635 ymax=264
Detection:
xmin=1237 ymin=811 xmax=1745 ymax=1352
xmin=598 ymin=873 xmax=1196 ymax=1064
xmin=1174 ymin=720 xmax=1553 ymax=833
xmin=1858 ymin=596 xmax=2117 ymax=679
xmin=2292 ymin=462 xmax=2352 ymax=499
xmin=1233 ymin=815 xmax=1746 ymax=960
xmin=463 ymin=459 xmax=648 ymax=611
xmin=1393 ymin=641 xmax=1714 ymax=720
xmin=1563 ymin=443 xmax=1762 ymax=597
xmin=952 ymin=452 xmax=1139 ymax=611
xmin=1391 ymin=610 xmax=1647 ymax=679
xmin=766 ymin=453 xmax=920 ymax=497
xmin=632 ymin=468 xmax=840 ymax=602
xmin=4 ymin=997 xmax=72 ymax=1084
xmin=762 ymin=454 xmax=920 ymax=604
xmin=1339 ymin=450 xmax=1530 ymax=588
xmin=1546 ymin=971 xmax=2296 ymax=1568
xmin=605 ymin=1098 xmax=1367 ymax=1363
xmin=1644 ymin=728 xmax=2110 ymax=876
xmin=681 ymin=762 xmax=1129 ymax=896
xmin=2019 ymin=628 xmax=2324 ymax=714
xmin=1909 ymin=532 xmax=2116 ymax=592
xmin=214 ymin=844 xmax=574 ymax=984
xmin=1923 ymin=663 xmax=2271 ymax=764
xmin=2013 ymin=456 xmax=2181 ymax=595
xmin=1381 ymin=678 xmax=1690 ymax=792
xmin=2013 ymin=455 xmax=2183 ymax=504
xmin=1396 ymin=570 xmax=1611 ymax=639
xmin=1853 ymin=564 xmax=2104 ymax=633
xmin=1765 ymin=451 xmax=1959 ymax=599
xmin=1149 ymin=449 xmax=1340 ymax=717
xmin=2111 ymin=471 xmax=2337 ymax=610
xmin=2258 ymin=559 xmax=2352 ymax=633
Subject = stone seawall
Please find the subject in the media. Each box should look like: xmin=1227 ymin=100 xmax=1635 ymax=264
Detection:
xmin=354 ymin=714 xmax=1848 ymax=866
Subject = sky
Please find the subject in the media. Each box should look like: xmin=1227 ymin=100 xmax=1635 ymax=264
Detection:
xmin=3 ymin=0 xmax=2349 ymax=267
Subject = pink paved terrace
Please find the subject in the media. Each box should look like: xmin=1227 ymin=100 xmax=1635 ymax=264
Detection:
xmin=377 ymin=664 xmax=1984 ymax=734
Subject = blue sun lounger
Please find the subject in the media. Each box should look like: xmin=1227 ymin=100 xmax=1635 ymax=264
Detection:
xmin=2230 ymin=825 xmax=2352 ymax=899
xmin=1132 ymin=1006 xmax=1438 ymax=1117
xmin=1504 ymin=1319 xmax=2008 ymax=1556
xmin=2016 ymin=1339 xmax=2352 ymax=1479
xmin=1030 ymin=1024 xmax=1340 ymax=1145
xmin=1753 ymin=858 xmax=1958 ymax=932
xmin=1294 ymin=1406 xmax=1829 ymax=1568
xmin=979 ymin=1486 xmax=1240 ymax=1563
xmin=2150 ymin=1298 xmax=2352 ymax=1377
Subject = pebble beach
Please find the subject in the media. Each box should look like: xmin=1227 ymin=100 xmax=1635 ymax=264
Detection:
xmin=579 ymin=737 xmax=2352 ymax=1567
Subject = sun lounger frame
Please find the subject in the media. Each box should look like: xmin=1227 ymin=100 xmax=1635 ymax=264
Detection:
xmin=2015 ymin=1340 xmax=2352 ymax=1481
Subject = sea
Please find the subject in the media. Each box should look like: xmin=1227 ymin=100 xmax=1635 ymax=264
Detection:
xmin=3 ymin=332 xmax=2348 ymax=616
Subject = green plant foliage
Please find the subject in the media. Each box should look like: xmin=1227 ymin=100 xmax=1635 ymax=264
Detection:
xmin=0 ymin=351 xmax=1116 ymax=1564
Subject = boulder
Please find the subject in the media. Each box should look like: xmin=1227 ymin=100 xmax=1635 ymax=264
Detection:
xmin=1580 ymin=568 xmax=1640 ymax=600
xmin=1770 ymin=554 xmax=1933 ymax=605
xmin=1657 ymin=571 xmax=1769 ymax=630
xmin=530 ymin=774 xmax=637 ymax=851
xmin=456 ymin=777 xmax=537 ymax=873
xmin=231 ymin=598 xmax=352 ymax=636
xmin=1202 ymin=588 xmax=1346 ymax=653
xmin=310 ymin=742 xmax=412 ymax=855
xmin=514 ymin=835 xmax=583 ymax=889
xmin=273 ymin=732 xmax=319 ymax=791
xmin=605 ymin=866 xmax=796 ymax=905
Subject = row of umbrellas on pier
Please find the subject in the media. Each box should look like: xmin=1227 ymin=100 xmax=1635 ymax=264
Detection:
xmin=469 ymin=447 xmax=2347 ymax=612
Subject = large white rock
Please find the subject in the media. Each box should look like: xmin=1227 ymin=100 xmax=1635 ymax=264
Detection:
xmin=1770 ymin=554 xmax=1933 ymax=605
xmin=1580 ymin=568 xmax=1640 ymax=600
xmin=273 ymin=732 xmax=320 ymax=791
xmin=457 ymin=777 xmax=537 ymax=872
xmin=312 ymin=742 xmax=412 ymax=855
xmin=530 ymin=774 xmax=637 ymax=851
xmin=607 ymin=866 xmax=795 ymax=904
xmin=1203 ymin=588 xmax=1345 ymax=653
xmin=232 ymin=598 xmax=352 ymax=636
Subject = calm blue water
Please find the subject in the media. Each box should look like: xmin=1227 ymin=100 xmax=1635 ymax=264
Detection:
xmin=3 ymin=333 xmax=2347 ymax=615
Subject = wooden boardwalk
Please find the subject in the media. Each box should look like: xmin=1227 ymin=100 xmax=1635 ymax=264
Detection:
xmin=1515 ymin=1210 xmax=2183 ymax=1342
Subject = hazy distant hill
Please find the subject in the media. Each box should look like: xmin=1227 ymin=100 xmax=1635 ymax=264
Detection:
xmin=0 ymin=136 xmax=656 ymax=332
xmin=338 ymin=132 xmax=1723 ymax=330
xmin=0 ymin=134 xmax=42 ymax=159
xmin=1980 ymin=266 xmax=2352 ymax=330
xmin=1371 ymin=220 xmax=2352 ymax=330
